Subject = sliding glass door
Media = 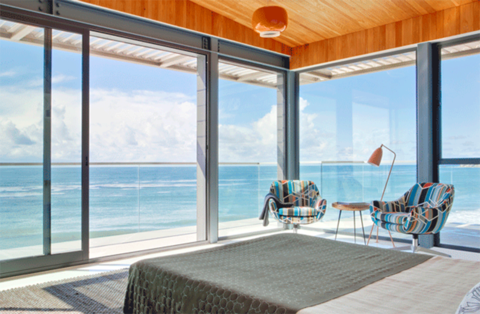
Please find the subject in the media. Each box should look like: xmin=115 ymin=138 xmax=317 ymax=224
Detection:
xmin=0 ymin=19 xmax=45 ymax=261
xmin=439 ymin=38 xmax=480 ymax=250
xmin=218 ymin=60 xmax=283 ymax=238
xmin=88 ymin=33 xmax=206 ymax=258
xmin=0 ymin=17 xmax=87 ymax=276
xmin=299 ymin=51 xmax=417 ymax=241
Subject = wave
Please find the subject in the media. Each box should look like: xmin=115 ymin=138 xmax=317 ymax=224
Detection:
xmin=448 ymin=209 xmax=480 ymax=224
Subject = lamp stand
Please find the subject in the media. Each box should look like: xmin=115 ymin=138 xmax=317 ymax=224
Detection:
xmin=367 ymin=144 xmax=396 ymax=247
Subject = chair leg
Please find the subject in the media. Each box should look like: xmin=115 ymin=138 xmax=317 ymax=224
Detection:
xmin=293 ymin=224 xmax=300 ymax=234
xmin=415 ymin=246 xmax=451 ymax=258
xmin=367 ymin=224 xmax=375 ymax=245
xmin=387 ymin=230 xmax=395 ymax=248
xmin=392 ymin=236 xmax=451 ymax=257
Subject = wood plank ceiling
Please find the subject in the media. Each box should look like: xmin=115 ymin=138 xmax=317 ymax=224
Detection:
xmin=189 ymin=0 xmax=476 ymax=47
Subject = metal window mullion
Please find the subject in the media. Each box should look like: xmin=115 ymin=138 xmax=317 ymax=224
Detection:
xmin=196 ymin=54 xmax=207 ymax=242
xmin=288 ymin=71 xmax=300 ymax=180
xmin=277 ymin=72 xmax=287 ymax=180
xmin=206 ymin=40 xmax=219 ymax=244
xmin=81 ymin=30 xmax=90 ymax=260
xmin=277 ymin=70 xmax=299 ymax=180
xmin=43 ymin=27 xmax=52 ymax=256
xmin=416 ymin=42 xmax=441 ymax=248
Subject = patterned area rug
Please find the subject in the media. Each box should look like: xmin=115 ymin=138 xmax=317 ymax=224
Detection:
xmin=0 ymin=269 xmax=129 ymax=314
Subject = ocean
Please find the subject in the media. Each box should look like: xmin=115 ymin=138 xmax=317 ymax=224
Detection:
xmin=0 ymin=163 xmax=478 ymax=251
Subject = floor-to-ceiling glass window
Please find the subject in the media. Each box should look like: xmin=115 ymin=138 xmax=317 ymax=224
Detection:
xmin=0 ymin=17 xmax=85 ymax=276
xmin=439 ymin=39 xmax=480 ymax=250
xmin=218 ymin=61 xmax=282 ymax=237
xmin=89 ymin=33 xmax=204 ymax=258
xmin=299 ymin=52 xmax=417 ymax=242
xmin=0 ymin=20 xmax=45 ymax=261
xmin=50 ymin=30 xmax=83 ymax=254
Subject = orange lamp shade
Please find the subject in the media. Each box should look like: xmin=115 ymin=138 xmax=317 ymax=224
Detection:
xmin=368 ymin=147 xmax=383 ymax=166
xmin=252 ymin=6 xmax=288 ymax=38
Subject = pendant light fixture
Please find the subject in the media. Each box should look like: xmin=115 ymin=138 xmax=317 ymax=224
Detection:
xmin=252 ymin=6 xmax=288 ymax=38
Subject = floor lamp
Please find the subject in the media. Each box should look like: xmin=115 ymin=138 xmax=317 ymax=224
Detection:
xmin=367 ymin=144 xmax=396 ymax=247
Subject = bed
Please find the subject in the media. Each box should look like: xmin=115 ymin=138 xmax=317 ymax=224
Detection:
xmin=123 ymin=234 xmax=480 ymax=314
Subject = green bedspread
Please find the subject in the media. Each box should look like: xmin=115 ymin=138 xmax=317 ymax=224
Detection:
xmin=124 ymin=234 xmax=431 ymax=314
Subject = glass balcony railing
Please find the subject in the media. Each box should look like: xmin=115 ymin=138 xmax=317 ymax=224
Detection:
xmin=301 ymin=161 xmax=417 ymax=242
xmin=440 ymin=165 xmax=480 ymax=249
xmin=218 ymin=162 xmax=280 ymax=238
xmin=2 ymin=161 xmax=477 ymax=260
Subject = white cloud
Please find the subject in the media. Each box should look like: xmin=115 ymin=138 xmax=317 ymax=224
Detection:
xmin=299 ymin=97 xmax=417 ymax=162
xmin=219 ymin=105 xmax=277 ymax=162
xmin=1 ymin=86 xmax=419 ymax=164
xmin=0 ymin=71 xmax=16 ymax=78
xmin=0 ymin=85 xmax=198 ymax=163
xmin=89 ymin=88 xmax=197 ymax=162
xmin=52 ymin=74 xmax=76 ymax=84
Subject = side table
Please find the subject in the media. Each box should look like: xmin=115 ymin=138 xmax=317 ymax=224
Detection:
xmin=331 ymin=202 xmax=370 ymax=245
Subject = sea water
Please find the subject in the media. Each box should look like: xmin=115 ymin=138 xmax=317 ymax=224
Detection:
xmin=0 ymin=164 xmax=478 ymax=251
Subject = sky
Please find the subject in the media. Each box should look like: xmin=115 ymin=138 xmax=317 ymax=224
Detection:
xmin=0 ymin=33 xmax=479 ymax=164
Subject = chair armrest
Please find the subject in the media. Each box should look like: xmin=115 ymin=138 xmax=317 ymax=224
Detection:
xmin=404 ymin=204 xmax=449 ymax=234
xmin=370 ymin=199 xmax=406 ymax=214
xmin=314 ymin=198 xmax=327 ymax=213
xmin=268 ymin=199 xmax=279 ymax=213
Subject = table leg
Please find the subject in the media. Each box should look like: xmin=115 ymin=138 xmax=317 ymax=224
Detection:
xmin=359 ymin=210 xmax=366 ymax=245
xmin=353 ymin=211 xmax=356 ymax=244
xmin=335 ymin=210 xmax=342 ymax=240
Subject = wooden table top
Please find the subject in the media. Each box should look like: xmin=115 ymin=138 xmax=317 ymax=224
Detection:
xmin=332 ymin=202 xmax=370 ymax=211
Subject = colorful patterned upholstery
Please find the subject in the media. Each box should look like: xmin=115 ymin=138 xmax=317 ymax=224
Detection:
xmin=278 ymin=207 xmax=316 ymax=217
xmin=268 ymin=180 xmax=327 ymax=225
xmin=369 ymin=182 xmax=455 ymax=235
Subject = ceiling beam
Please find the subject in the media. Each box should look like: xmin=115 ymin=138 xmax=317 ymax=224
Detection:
xmin=10 ymin=25 xmax=35 ymax=41
xmin=159 ymin=55 xmax=192 ymax=68
xmin=236 ymin=71 xmax=270 ymax=82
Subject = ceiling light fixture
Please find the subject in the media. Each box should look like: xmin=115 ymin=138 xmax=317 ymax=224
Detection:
xmin=252 ymin=6 xmax=288 ymax=38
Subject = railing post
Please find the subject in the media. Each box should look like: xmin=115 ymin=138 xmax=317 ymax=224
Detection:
xmin=416 ymin=42 xmax=441 ymax=248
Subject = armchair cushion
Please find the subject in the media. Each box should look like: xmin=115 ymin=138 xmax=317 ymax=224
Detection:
xmin=278 ymin=206 xmax=316 ymax=217
xmin=372 ymin=211 xmax=410 ymax=225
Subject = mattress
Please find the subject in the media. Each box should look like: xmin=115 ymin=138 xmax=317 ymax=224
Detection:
xmin=123 ymin=233 xmax=432 ymax=314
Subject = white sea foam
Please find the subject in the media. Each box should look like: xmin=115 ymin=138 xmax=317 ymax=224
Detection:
xmin=448 ymin=209 xmax=480 ymax=225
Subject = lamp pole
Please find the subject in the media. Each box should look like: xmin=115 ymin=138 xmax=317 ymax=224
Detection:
xmin=367 ymin=144 xmax=396 ymax=247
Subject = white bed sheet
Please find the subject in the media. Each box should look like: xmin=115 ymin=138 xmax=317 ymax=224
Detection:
xmin=298 ymin=256 xmax=480 ymax=314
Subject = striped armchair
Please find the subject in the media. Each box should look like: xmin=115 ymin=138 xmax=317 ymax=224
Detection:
xmin=369 ymin=182 xmax=455 ymax=257
xmin=268 ymin=180 xmax=327 ymax=232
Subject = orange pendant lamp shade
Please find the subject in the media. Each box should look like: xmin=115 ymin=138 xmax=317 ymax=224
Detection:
xmin=252 ymin=6 xmax=288 ymax=38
